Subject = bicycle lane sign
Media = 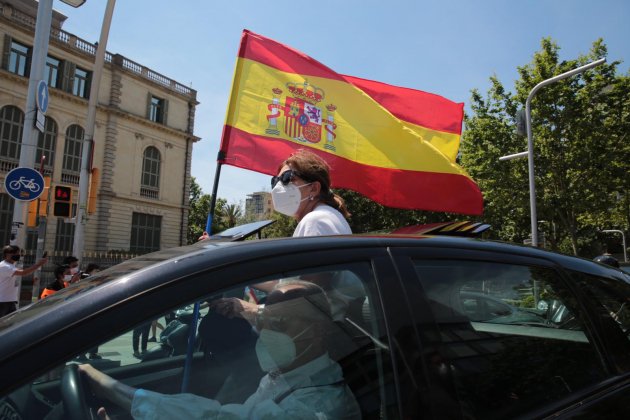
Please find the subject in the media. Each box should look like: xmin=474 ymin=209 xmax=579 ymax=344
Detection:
xmin=4 ymin=167 xmax=44 ymax=201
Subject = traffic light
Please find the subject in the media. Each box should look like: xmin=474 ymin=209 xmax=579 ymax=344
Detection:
xmin=87 ymin=168 xmax=99 ymax=215
xmin=27 ymin=176 xmax=51 ymax=227
xmin=53 ymin=185 xmax=72 ymax=218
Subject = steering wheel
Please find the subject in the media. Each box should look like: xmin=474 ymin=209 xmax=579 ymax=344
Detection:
xmin=61 ymin=364 xmax=97 ymax=420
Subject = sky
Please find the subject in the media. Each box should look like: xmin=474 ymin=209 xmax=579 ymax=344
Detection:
xmin=53 ymin=0 xmax=630 ymax=207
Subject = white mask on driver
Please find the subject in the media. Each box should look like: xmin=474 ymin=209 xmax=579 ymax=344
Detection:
xmin=255 ymin=326 xmax=313 ymax=372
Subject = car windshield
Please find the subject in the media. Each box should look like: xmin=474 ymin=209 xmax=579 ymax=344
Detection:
xmin=0 ymin=240 xmax=234 ymax=333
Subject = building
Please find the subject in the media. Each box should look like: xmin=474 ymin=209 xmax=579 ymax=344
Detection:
xmin=0 ymin=0 xmax=199 ymax=256
xmin=245 ymin=191 xmax=273 ymax=221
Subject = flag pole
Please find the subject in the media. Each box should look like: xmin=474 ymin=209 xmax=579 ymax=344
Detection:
xmin=205 ymin=151 xmax=226 ymax=235
xmin=183 ymin=151 xmax=223 ymax=393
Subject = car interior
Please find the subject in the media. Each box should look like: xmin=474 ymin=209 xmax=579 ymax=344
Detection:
xmin=0 ymin=263 xmax=399 ymax=419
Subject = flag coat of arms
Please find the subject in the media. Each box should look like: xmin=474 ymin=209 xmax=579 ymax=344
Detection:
xmin=219 ymin=30 xmax=483 ymax=215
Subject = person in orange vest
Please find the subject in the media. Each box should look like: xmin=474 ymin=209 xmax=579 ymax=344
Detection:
xmin=40 ymin=265 xmax=70 ymax=299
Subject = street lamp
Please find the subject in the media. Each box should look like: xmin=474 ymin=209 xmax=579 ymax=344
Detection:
xmin=499 ymin=58 xmax=606 ymax=247
xmin=602 ymin=229 xmax=628 ymax=262
xmin=9 ymin=0 xmax=87 ymax=250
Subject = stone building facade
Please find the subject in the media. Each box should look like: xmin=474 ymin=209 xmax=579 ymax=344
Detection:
xmin=0 ymin=0 xmax=199 ymax=255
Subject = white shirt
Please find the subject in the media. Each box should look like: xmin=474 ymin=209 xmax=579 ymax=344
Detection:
xmin=0 ymin=260 xmax=18 ymax=303
xmin=293 ymin=205 xmax=352 ymax=237
xmin=131 ymin=353 xmax=361 ymax=419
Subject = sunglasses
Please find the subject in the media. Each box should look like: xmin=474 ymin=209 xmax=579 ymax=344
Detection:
xmin=271 ymin=170 xmax=301 ymax=188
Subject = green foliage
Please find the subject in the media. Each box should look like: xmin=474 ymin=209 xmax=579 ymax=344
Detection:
xmin=461 ymin=38 xmax=630 ymax=256
xmin=337 ymin=190 xmax=466 ymax=234
xmin=186 ymin=177 xmax=226 ymax=244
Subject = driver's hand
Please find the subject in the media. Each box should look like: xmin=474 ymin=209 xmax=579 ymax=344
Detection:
xmin=198 ymin=231 xmax=210 ymax=241
xmin=97 ymin=407 xmax=111 ymax=420
xmin=209 ymin=297 xmax=258 ymax=322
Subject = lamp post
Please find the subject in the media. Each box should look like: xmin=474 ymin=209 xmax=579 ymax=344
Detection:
xmin=499 ymin=58 xmax=606 ymax=247
xmin=602 ymin=229 xmax=628 ymax=262
xmin=9 ymin=0 xmax=86 ymax=250
xmin=72 ymin=0 xmax=116 ymax=262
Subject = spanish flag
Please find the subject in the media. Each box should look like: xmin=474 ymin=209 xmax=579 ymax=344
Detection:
xmin=220 ymin=30 xmax=483 ymax=215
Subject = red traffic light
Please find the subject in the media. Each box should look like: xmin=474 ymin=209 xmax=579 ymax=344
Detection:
xmin=53 ymin=185 xmax=72 ymax=218
xmin=54 ymin=186 xmax=72 ymax=201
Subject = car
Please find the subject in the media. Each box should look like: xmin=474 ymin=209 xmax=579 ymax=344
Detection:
xmin=1 ymin=227 xmax=630 ymax=419
xmin=620 ymin=263 xmax=630 ymax=275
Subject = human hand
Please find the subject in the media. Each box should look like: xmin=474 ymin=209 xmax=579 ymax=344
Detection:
xmin=78 ymin=364 xmax=135 ymax=411
xmin=209 ymin=297 xmax=258 ymax=322
xmin=38 ymin=257 xmax=48 ymax=267
xmin=71 ymin=271 xmax=82 ymax=283
xmin=198 ymin=231 xmax=210 ymax=241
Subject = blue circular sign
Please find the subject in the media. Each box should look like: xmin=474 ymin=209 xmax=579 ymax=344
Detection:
xmin=4 ymin=167 xmax=45 ymax=201
xmin=36 ymin=80 xmax=49 ymax=114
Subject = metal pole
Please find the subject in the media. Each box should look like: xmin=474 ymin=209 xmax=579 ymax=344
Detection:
xmin=73 ymin=0 xmax=116 ymax=261
xmin=9 ymin=0 xmax=53 ymax=249
xmin=525 ymin=58 xmax=606 ymax=247
xmin=602 ymin=229 xmax=628 ymax=262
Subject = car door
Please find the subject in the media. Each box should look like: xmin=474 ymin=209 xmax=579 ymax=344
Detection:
xmin=0 ymin=244 xmax=410 ymax=420
xmin=389 ymin=246 xmax=630 ymax=419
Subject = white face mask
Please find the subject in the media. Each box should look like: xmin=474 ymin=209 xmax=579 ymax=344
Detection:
xmin=64 ymin=275 xmax=72 ymax=282
xmin=271 ymin=182 xmax=311 ymax=217
xmin=255 ymin=327 xmax=313 ymax=372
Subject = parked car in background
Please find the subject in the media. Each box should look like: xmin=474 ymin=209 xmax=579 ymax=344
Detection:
xmin=1 ymin=226 xmax=630 ymax=419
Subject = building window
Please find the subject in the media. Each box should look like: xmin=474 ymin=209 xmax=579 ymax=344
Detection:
xmin=44 ymin=56 xmax=60 ymax=88
xmin=148 ymin=95 xmax=167 ymax=124
xmin=62 ymin=124 xmax=84 ymax=185
xmin=130 ymin=212 xmax=161 ymax=254
xmin=140 ymin=146 xmax=160 ymax=199
xmin=36 ymin=117 xmax=57 ymax=175
xmin=0 ymin=193 xmax=14 ymax=246
xmin=0 ymin=105 xmax=24 ymax=165
xmin=72 ymin=66 xmax=90 ymax=98
xmin=8 ymin=41 xmax=30 ymax=76
xmin=54 ymin=218 xmax=75 ymax=252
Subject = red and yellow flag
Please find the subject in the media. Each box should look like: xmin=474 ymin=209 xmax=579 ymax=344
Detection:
xmin=219 ymin=30 xmax=483 ymax=215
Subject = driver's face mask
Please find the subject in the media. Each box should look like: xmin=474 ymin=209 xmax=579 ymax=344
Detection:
xmin=255 ymin=326 xmax=313 ymax=372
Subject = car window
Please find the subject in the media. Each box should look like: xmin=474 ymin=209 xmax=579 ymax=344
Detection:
xmin=413 ymin=259 xmax=609 ymax=419
xmin=3 ymin=262 xmax=397 ymax=419
xmin=570 ymin=270 xmax=630 ymax=359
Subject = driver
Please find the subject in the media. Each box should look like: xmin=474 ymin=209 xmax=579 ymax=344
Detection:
xmin=79 ymin=280 xmax=361 ymax=419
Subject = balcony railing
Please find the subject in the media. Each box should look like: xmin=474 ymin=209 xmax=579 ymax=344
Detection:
xmin=60 ymin=171 xmax=80 ymax=185
xmin=140 ymin=186 xmax=159 ymax=200
xmin=2 ymin=5 xmax=196 ymax=100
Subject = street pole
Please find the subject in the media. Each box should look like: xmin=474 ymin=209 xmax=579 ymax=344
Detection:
xmin=523 ymin=58 xmax=606 ymax=247
xmin=602 ymin=229 xmax=628 ymax=262
xmin=9 ymin=0 xmax=54 ymax=249
xmin=72 ymin=0 xmax=116 ymax=262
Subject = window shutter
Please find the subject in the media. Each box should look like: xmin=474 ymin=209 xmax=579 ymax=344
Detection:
xmin=84 ymin=70 xmax=93 ymax=99
xmin=146 ymin=92 xmax=152 ymax=119
xmin=162 ymin=99 xmax=169 ymax=126
xmin=2 ymin=35 xmax=12 ymax=71
xmin=60 ymin=60 xmax=76 ymax=93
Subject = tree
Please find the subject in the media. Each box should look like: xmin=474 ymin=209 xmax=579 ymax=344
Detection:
xmin=461 ymin=38 xmax=630 ymax=256
xmin=187 ymin=177 xmax=226 ymax=244
xmin=218 ymin=203 xmax=243 ymax=229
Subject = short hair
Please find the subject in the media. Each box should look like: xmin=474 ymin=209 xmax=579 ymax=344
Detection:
xmin=62 ymin=256 xmax=79 ymax=265
xmin=85 ymin=263 xmax=100 ymax=274
xmin=2 ymin=245 xmax=19 ymax=258
xmin=54 ymin=264 xmax=70 ymax=279
xmin=268 ymin=280 xmax=332 ymax=320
